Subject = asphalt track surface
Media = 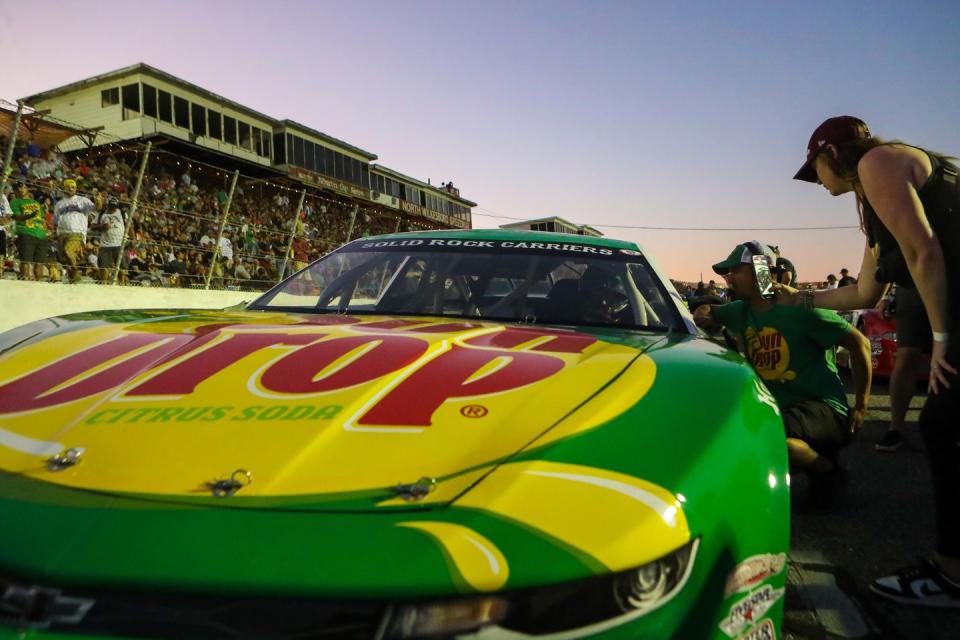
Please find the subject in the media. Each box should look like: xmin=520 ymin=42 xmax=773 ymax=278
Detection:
xmin=783 ymin=375 xmax=960 ymax=639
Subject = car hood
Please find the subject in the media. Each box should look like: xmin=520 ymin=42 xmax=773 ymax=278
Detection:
xmin=0 ymin=310 xmax=664 ymax=512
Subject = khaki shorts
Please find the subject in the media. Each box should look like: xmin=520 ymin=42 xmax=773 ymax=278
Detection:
xmin=60 ymin=234 xmax=84 ymax=266
xmin=99 ymin=246 xmax=121 ymax=269
xmin=15 ymin=233 xmax=49 ymax=263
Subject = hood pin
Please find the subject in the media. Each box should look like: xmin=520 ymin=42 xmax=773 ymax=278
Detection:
xmin=46 ymin=448 xmax=84 ymax=471
xmin=393 ymin=476 xmax=437 ymax=501
xmin=207 ymin=469 xmax=253 ymax=497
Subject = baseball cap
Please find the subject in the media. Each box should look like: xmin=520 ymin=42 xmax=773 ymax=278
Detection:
xmin=63 ymin=178 xmax=77 ymax=188
xmin=712 ymin=241 xmax=777 ymax=275
xmin=774 ymin=256 xmax=795 ymax=274
xmin=793 ymin=116 xmax=871 ymax=182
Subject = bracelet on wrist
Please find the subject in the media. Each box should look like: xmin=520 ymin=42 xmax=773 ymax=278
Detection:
xmin=801 ymin=289 xmax=815 ymax=309
xmin=933 ymin=331 xmax=949 ymax=343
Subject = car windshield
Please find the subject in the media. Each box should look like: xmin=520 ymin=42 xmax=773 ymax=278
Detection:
xmin=249 ymin=237 xmax=681 ymax=330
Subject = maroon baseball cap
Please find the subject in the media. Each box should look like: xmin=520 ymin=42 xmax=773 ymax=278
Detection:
xmin=793 ymin=116 xmax=871 ymax=182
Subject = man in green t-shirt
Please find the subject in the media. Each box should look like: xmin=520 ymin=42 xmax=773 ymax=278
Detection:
xmin=694 ymin=241 xmax=872 ymax=508
xmin=9 ymin=182 xmax=49 ymax=281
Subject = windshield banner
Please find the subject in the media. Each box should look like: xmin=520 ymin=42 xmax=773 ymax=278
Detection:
xmin=348 ymin=238 xmax=642 ymax=258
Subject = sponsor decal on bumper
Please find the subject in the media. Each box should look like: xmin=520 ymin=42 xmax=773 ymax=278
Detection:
xmin=720 ymin=585 xmax=784 ymax=638
xmin=735 ymin=618 xmax=776 ymax=640
xmin=725 ymin=552 xmax=786 ymax=597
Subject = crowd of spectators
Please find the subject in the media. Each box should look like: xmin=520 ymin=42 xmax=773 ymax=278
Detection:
xmin=0 ymin=142 xmax=425 ymax=290
xmin=671 ymin=259 xmax=860 ymax=310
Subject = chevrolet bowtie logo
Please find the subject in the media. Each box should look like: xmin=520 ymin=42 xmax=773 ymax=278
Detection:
xmin=1 ymin=584 xmax=95 ymax=629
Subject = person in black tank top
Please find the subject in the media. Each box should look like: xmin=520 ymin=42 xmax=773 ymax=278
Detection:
xmin=785 ymin=116 xmax=960 ymax=608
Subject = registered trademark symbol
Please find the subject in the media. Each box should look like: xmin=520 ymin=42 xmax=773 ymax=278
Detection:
xmin=460 ymin=405 xmax=488 ymax=418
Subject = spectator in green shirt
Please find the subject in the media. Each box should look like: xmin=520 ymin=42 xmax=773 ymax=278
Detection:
xmin=10 ymin=183 xmax=49 ymax=281
xmin=695 ymin=241 xmax=872 ymax=509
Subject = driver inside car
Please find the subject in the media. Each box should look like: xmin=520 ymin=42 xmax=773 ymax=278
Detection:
xmin=544 ymin=265 xmax=630 ymax=325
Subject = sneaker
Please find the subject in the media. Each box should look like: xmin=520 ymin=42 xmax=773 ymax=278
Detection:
xmin=871 ymin=559 xmax=960 ymax=608
xmin=876 ymin=430 xmax=903 ymax=452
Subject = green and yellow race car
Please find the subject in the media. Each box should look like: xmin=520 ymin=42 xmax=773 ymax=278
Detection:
xmin=0 ymin=229 xmax=788 ymax=639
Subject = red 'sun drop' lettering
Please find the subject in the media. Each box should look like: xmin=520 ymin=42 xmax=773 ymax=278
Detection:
xmin=465 ymin=327 xmax=596 ymax=354
xmin=127 ymin=332 xmax=319 ymax=396
xmin=359 ymin=345 xmax=564 ymax=426
xmin=260 ymin=335 xmax=428 ymax=394
xmin=0 ymin=333 xmax=193 ymax=414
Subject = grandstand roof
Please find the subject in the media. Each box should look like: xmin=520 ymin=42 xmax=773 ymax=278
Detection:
xmin=279 ymin=120 xmax=376 ymax=161
xmin=0 ymin=104 xmax=86 ymax=150
xmin=21 ymin=63 xmax=277 ymax=125
xmin=371 ymin=164 xmax=477 ymax=206
xmin=20 ymin=63 xmax=377 ymax=160
xmin=500 ymin=216 xmax=602 ymax=237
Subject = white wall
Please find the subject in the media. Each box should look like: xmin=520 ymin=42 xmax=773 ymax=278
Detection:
xmin=0 ymin=281 xmax=252 ymax=334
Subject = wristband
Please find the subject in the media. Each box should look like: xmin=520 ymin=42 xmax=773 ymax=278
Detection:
xmin=933 ymin=331 xmax=949 ymax=343
xmin=800 ymin=289 xmax=815 ymax=310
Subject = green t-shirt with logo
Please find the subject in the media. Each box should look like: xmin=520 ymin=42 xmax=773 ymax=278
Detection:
xmin=10 ymin=198 xmax=47 ymax=239
xmin=713 ymin=301 xmax=852 ymax=415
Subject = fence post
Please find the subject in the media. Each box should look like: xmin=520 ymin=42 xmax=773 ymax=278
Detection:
xmin=0 ymin=100 xmax=24 ymax=196
xmin=278 ymin=188 xmax=307 ymax=282
xmin=344 ymin=204 xmax=359 ymax=242
xmin=111 ymin=141 xmax=153 ymax=285
xmin=204 ymin=170 xmax=240 ymax=290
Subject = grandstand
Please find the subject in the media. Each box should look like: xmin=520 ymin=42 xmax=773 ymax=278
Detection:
xmin=500 ymin=216 xmax=602 ymax=237
xmin=1 ymin=64 xmax=475 ymax=291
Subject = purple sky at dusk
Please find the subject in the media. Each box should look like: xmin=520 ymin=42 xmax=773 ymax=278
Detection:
xmin=3 ymin=1 xmax=959 ymax=282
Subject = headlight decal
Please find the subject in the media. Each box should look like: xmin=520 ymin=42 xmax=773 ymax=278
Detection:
xmin=487 ymin=539 xmax=700 ymax=639
xmin=396 ymin=522 xmax=509 ymax=592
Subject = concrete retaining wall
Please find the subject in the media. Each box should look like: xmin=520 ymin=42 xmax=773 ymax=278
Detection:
xmin=0 ymin=281 xmax=253 ymax=334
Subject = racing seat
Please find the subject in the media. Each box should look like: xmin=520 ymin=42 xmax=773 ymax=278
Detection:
xmin=544 ymin=279 xmax=581 ymax=322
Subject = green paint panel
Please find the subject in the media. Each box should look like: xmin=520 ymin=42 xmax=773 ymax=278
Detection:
xmin=0 ymin=293 xmax=789 ymax=638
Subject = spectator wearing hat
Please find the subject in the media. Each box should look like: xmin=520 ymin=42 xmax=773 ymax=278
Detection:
xmin=695 ymin=241 xmax=872 ymax=509
xmin=768 ymin=246 xmax=798 ymax=287
xmin=53 ymin=178 xmax=94 ymax=283
xmin=838 ymin=268 xmax=857 ymax=287
xmin=90 ymin=197 xmax=125 ymax=283
xmin=783 ymin=115 xmax=960 ymax=606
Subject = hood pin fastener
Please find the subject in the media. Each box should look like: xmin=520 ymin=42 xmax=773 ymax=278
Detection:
xmin=393 ymin=476 xmax=437 ymax=502
xmin=46 ymin=448 xmax=84 ymax=471
xmin=208 ymin=469 xmax=253 ymax=497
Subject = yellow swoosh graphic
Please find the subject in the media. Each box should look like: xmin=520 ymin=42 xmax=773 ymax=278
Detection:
xmin=397 ymin=521 xmax=509 ymax=591
xmin=455 ymin=461 xmax=689 ymax=572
